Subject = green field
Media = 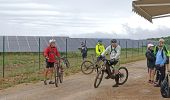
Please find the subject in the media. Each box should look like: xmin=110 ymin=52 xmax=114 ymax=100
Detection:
xmin=0 ymin=48 xmax=146 ymax=89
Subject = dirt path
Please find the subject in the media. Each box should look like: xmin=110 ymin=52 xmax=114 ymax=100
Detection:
xmin=0 ymin=60 xmax=166 ymax=100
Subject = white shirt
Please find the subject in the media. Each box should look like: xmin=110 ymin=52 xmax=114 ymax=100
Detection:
xmin=101 ymin=45 xmax=121 ymax=60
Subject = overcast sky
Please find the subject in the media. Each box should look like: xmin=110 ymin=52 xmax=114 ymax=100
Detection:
xmin=0 ymin=0 xmax=170 ymax=39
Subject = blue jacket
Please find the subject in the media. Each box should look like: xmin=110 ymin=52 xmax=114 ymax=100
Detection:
xmin=155 ymin=49 xmax=166 ymax=66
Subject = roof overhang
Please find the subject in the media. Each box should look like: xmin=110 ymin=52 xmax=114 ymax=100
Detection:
xmin=132 ymin=0 xmax=170 ymax=22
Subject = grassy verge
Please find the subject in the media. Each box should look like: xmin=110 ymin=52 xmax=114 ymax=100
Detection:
xmin=0 ymin=48 xmax=146 ymax=89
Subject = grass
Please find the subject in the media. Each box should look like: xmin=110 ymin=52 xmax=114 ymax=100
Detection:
xmin=0 ymin=48 xmax=146 ymax=89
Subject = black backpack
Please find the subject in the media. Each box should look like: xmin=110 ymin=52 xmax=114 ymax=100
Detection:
xmin=160 ymin=74 xmax=170 ymax=98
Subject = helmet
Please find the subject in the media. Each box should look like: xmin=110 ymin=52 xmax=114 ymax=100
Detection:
xmin=49 ymin=39 xmax=56 ymax=44
xmin=111 ymin=39 xmax=117 ymax=43
xmin=81 ymin=42 xmax=84 ymax=45
xmin=98 ymin=40 xmax=102 ymax=43
xmin=147 ymin=43 xmax=154 ymax=48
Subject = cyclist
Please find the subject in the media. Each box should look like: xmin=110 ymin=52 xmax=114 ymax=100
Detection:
xmin=100 ymin=39 xmax=121 ymax=87
xmin=95 ymin=40 xmax=105 ymax=58
xmin=81 ymin=42 xmax=88 ymax=61
xmin=43 ymin=39 xmax=60 ymax=85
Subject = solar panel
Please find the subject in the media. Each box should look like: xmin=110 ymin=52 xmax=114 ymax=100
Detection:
xmin=0 ymin=36 xmax=148 ymax=52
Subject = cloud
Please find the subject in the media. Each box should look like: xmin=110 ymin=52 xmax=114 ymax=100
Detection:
xmin=0 ymin=3 xmax=55 ymax=9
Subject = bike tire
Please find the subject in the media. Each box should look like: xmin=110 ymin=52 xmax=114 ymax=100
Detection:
xmin=94 ymin=67 xmax=104 ymax=88
xmin=54 ymin=66 xmax=59 ymax=87
xmin=59 ymin=70 xmax=63 ymax=83
xmin=64 ymin=59 xmax=70 ymax=68
xmin=81 ymin=61 xmax=94 ymax=75
xmin=118 ymin=67 xmax=128 ymax=85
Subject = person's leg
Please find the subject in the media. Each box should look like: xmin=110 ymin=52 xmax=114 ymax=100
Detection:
xmin=44 ymin=61 xmax=50 ymax=85
xmin=155 ymin=66 xmax=159 ymax=83
xmin=49 ymin=62 xmax=55 ymax=84
xmin=105 ymin=62 xmax=112 ymax=79
xmin=112 ymin=61 xmax=119 ymax=87
xmin=148 ymin=68 xmax=151 ymax=83
xmin=154 ymin=65 xmax=160 ymax=87
xmin=159 ymin=65 xmax=166 ymax=85
xmin=151 ymin=68 xmax=155 ymax=83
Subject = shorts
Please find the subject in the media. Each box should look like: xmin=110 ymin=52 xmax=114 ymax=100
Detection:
xmin=165 ymin=56 xmax=169 ymax=64
xmin=46 ymin=60 xmax=54 ymax=68
xmin=148 ymin=66 xmax=155 ymax=70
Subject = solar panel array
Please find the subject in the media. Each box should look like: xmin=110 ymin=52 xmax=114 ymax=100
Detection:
xmin=0 ymin=36 xmax=149 ymax=52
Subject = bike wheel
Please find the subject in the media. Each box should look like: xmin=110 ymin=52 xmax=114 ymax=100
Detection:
xmin=65 ymin=59 xmax=70 ymax=68
xmin=118 ymin=67 xmax=128 ymax=85
xmin=59 ymin=69 xmax=63 ymax=83
xmin=62 ymin=58 xmax=70 ymax=68
xmin=81 ymin=61 xmax=94 ymax=74
xmin=94 ymin=67 xmax=104 ymax=88
xmin=54 ymin=67 xmax=59 ymax=87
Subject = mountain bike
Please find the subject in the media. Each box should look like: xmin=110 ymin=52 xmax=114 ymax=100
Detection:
xmin=54 ymin=57 xmax=69 ymax=87
xmin=81 ymin=54 xmax=103 ymax=74
xmin=94 ymin=58 xmax=128 ymax=88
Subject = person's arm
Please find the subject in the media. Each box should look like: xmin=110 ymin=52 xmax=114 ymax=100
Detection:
xmin=146 ymin=51 xmax=155 ymax=61
xmin=160 ymin=51 xmax=166 ymax=66
xmin=55 ymin=47 xmax=60 ymax=57
xmin=44 ymin=48 xmax=49 ymax=59
xmin=114 ymin=46 xmax=121 ymax=59
xmin=101 ymin=46 xmax=110 ymax=56
xmin=96 ymin=45 xmax=100 ymax=56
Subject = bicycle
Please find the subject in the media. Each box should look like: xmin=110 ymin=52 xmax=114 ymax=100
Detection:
xmin=60 ymin=56 xmax=70 ymax=68
xmin=81 ymin=54 xmax=103 ymax=74
xmin=54 ymin=57 xmax=69 ymax=87
xmin=94 ymin=57 xmax=128 ymax=88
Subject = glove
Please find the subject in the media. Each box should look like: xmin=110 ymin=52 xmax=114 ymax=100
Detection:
xmin=97 ymin=55 xmax=103 ymax=60
xmin=111 ymin=58 xmax=116 ymax=62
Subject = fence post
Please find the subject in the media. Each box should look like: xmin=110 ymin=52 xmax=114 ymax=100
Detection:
xmin=138 ymin=41 xmax=139 ymax=55
xmin=142 ymin=41 xmax=143 ymax=53
xmin=126 ymin=41 xmax=127 ymax=58
xmin=39 ymin=37 xmax=41 ymax=70
xmin=3 ymin=36 xmax=5 ymax=78
xmin=132 ymin=40 xmax=133 ymax=60
xmin=66 ymin=38 xmax=68 ymax=59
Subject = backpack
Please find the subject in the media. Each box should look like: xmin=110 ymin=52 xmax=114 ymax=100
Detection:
xmin=160 ymin=74 xmax=170 ymax=98
xmin=110 ymin=45 xmax=117 ymax=54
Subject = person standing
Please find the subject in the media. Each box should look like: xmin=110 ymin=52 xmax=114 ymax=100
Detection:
xmin=43 ymin=39 xmax=60 ymax=85
xmin=81 ymin=42 xmax=88 ymax=61
xmin=154 ymin=38 xmax=169 ymax=72
xmin=154 ymin=39 xmax=167 ymax=87
xmin=145 ymin=43 xmax=155 ymax=84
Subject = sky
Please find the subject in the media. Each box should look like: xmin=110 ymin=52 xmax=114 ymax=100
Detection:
xmin=0 ymin=0 xmax=170 ymax=39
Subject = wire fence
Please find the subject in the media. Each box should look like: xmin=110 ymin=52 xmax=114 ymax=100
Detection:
xmin=0 ymin=36 xmax=148 ymax=78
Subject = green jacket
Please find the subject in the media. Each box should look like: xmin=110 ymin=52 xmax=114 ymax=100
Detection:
xmin=154 ymin=45 xmax=168 ymax=56
xmin=95 ymin=43 xmax=105 ymax=57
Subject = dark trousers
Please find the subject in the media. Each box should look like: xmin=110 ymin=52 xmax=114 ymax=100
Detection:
xmin=105 ymin=60 xmax=119 ymax=84
xmin=155 ymin=64 xmax=166 ymax=85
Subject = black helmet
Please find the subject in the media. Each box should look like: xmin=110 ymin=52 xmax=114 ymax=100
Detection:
xmin=98 ymin=39 xmax=102 ymax=42
xmin=111 ymin=39 xmax=117 ymax=43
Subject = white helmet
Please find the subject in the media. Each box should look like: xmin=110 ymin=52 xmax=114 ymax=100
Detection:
xmin=147 ymin=43 xmax=154 ymax=48
xmin=49 ymin=39 xmax=56 ymax=44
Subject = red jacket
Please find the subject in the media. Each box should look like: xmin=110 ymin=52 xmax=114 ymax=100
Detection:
xmin=44 ymin=46 xmax=60 ymax=62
